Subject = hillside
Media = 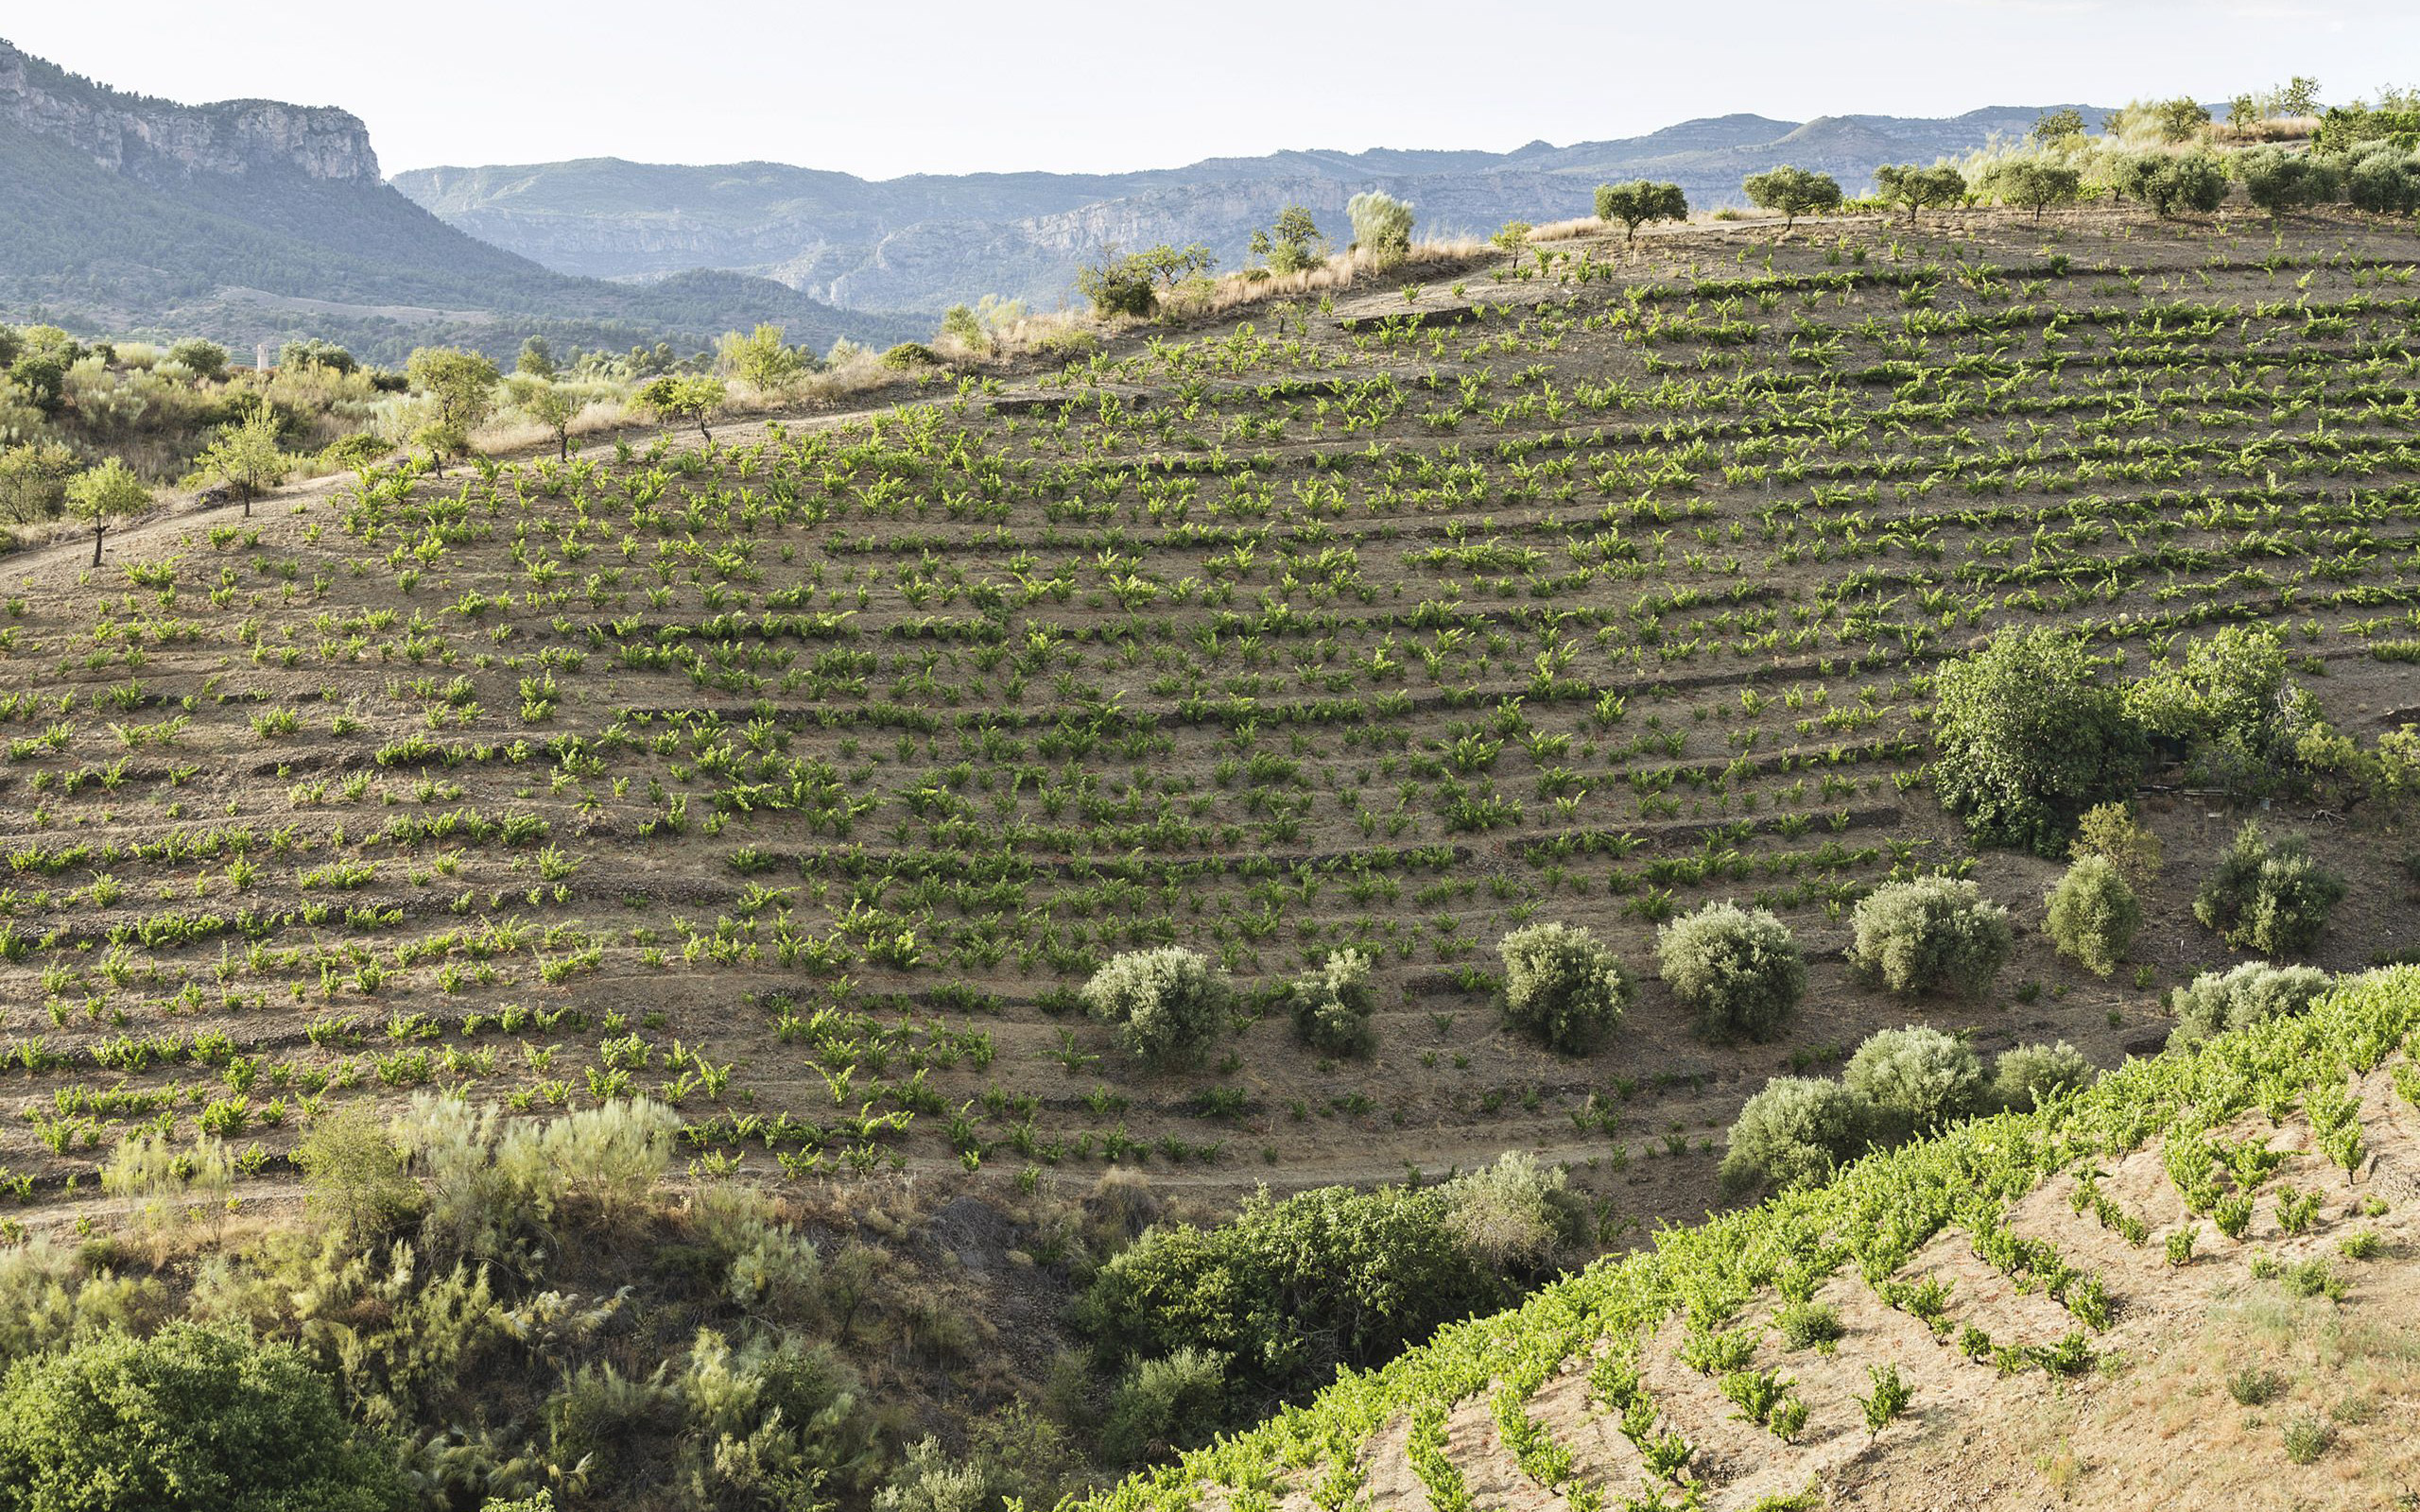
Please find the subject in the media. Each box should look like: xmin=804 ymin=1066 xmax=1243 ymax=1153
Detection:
xmin=0 ymin=38 xmax=917 ymax=361
xmin=1082 ymin=967 xmax=2420 ymax=1511
xmin=390 ymin=106 xmax=2107 ymax=312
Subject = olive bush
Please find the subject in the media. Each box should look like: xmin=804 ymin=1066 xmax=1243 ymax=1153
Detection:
xmin=1594 ymin=180 xmax=1688 ymax=240
xmin=1846 ymin=876 xmax=2013 ymax=998
xmin=1656 ymin=902 xmax=1806 ymax=1042
xmin=1718 ymin=1077 xmax=1876 ymax=1198
xmin=1499 ymin=922 xmax=1634 ymax=1053
xmin=1843 ymin=1025 xmax=1985 ymax=1140
xmin=2167 ymin=961 xmax=2331 ymax=1050
xmin=2191 ymin=823 xmax=2345 ymax=956
xmin=1741 ymin=165 xmax=1842 ymax=227
xmin=1290 ymin=948 xmax=1376 ymax=1057
xmin=1083 ymin=947 xmax=1226 ymax=1067
xmin=2108 ymin=150 xmax=2228 ymax=215
xmin=1989 ymin=1041 xmax=2097 ymax=1111
xmin=2043 ymin=855 xmax=2141 ymax=977
xmin=1931 ymin=627 xmax=2145 ymax=855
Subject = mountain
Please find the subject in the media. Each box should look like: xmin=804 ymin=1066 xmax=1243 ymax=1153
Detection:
xmin=0 ymin=39 xmax=916 ymax=363
xmin=394 ymin=106 xmax=2101 ymax=314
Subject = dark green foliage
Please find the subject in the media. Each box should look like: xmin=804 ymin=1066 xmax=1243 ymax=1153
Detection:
xmin=1593 ymin=180 xmax=1689 ymax=241
xmin=1871 ymin=163 xmax=1967 ymax=220
xmin=1843 ymin=1025 xmax=1984 ymax=1140
xmin=0 ymin=1321 xmax=408 ymax=1512
xmin=1076 ymin=245 xmax=1218 ymax=318
xmin=2193 ymin=823 xmax=2345 ymax=956
xmin=2109 ymin=151 xmax=2228 ymax=215
xmin=1981 ymin=159 xmax=2083 ymax=218
xmin=2044 ymin=855 xmax=2140 ymax=977
xmin=1741 ymin=166 xmax=1843 ymax=227
xmin=1718 ymin=1076 xmax=1876 ymax=1197
xmin=2342 ymin=145 xmax=2420 ymax=213
xmin=1248 ymin=206 xmax=1329 ymax=274
xmin=1846 ymin=876 xmax=2013 ymax=998
xmin=1499 ymin=921 xmax=1634 ymax=1053
xmin=1098 ymin=1348 xmax=1226 ymax=1467
xmin=1657 ymin=902 xmax=1806 ymax=1042
xmin=1931 ymin=627 xmax=2146 ymax=855
xmin=1290 ymin=949 xmax=1376 ymax=1056
xmin=2236 ymin=147 xmax=2341 ymax=216
xmin=2125 ymin=626 xmax=2310 ymax=793
xmin=2167 ymin=960 xmax=2331 ymax=1049
xmin=1077 ymin=1184 xmax=1498 ymax=1431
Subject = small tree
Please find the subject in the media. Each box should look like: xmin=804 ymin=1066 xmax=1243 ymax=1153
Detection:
xmin=515 ymin=334 xmax=558 ymax=379
xmin=2043 ymin=855 xmax=2140 ymax=978
xmin=405 ymin=346 xmax=500 ymax=436
xmin=717 ymin=323 xmax=805 ymax=392
xmin=1594 ymin=180 xmax=1688 ymax=242
xmin=1346 ymin=191 xmax=1415 ymax=264
xmin=2192 ymin=823 xmax=2345 ymax=956
xmin=512 ymin=379 xmax=588 ymax=462
xmin=1844 ymin=1025 xmax=1984 ymax=1140
xmin=64 ymin=457 xmax=150 ymax=569
xmin=2167 ymin=961 xmax=2330 ymax=1050
xmin=634 ymin=373 xmax=729 ymax=442
xmin=1718 ymin=1076 xmax=1875 ymax=1197
xmin=1656 ymin=902 xmax=1806 ymax=1042
xmin=1741 ymin=166 xmax=1843 ymax=229
xmin=1077 ymin=247 xmax=1159 ymax=318
xmin=1990 ymin=1041 xmax=2096 ymax=1111
xmin=1846 ymin=876 xmax=2013 ymax=998
xmin=194 ymin=406 xmax=288 ymax=517
xmin=2126 ymin=625 xmax=2309 ymax=791
xmin=1872 ymin=163 xmax=1968 ymax=222
xmin=1290 ymin=948 xmax=1376 ymax=1056
xmin=165 ymin=338 xmax=230 ymax=382
xmin=2109 ymin=151 xmax=2228 ymax=216
xmin=0 ymin=1322 xmax=411 ymax=1512
xmin=1499 ymin=921 xmax=1634 ymax=1054
xmin=1249 ymin=205 xmax=1329 ymax=273
xmin=1931 ymin=627 xmax=2145 ymax=856
xmin=294 ymin=1104 xmax=419 ymax=1246
xmin=1084 ymin=947 xmax=1225 ymax=1067
xmin=2032 ymin=108 xmax=2089 ymax=144
xmin=2070 ymin=801 xmax=2163 ymax=890
xmin=1982 ymin=160 xmax=2084 ymax=220
xmin=2236 ymin=146 xmax=2340 ymax=218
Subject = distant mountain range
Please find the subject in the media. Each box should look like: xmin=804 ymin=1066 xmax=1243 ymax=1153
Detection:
xmin=0 ymin=39 xmax=918 ymax=363
xmin=394 ymin=107 xmax=2108 ymax=315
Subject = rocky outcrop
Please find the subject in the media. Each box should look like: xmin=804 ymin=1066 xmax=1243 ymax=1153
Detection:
xmin=0 ymin=37 xmax=377 ymax=181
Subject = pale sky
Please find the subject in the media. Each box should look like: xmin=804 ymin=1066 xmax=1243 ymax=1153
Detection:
xmin=9 ymin=0 xmax=2414 ymax=180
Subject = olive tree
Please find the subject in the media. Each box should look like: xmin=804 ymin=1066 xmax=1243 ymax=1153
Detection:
xmin=1930 ymin=627 xmax=2146 ymax=856
xmin=2108 ymin=151 xmax=2227 ymax=216
xmin=634 ymin=373 xmax=730 ymax=442
xmin=2236 ymin=146 xmax=2340 ymax=217
xmin=1498 ymin=921 xmax=1633 ymax=1054
xmin=64 ymin=457 xmax=149 ymax=569
xmin=1981 ymin=160 xmax=2084 ymax=219
xmin=1085 ymin=947 xmax=1226 ymax=1067
xmin=1872 ymin=163 xmax=1968 ymax=221
xmin=1843 ymin=1025 xmax=1985 ymax=1140
xmin=1741 ymin=165 xmax=1843 ymax=229
xmin=1594 ymin=180 xmax=1688 ymax=241
xmin=1719 ymin=1077 xmax=1875 ymax=1197
xmin=194 ymin=406 xmax=288 ymax=517
xmin=1846 ymin=876 xmax=2013 ymax=999
xmin=1656 ymin=902 xmax=1805 ymax=1042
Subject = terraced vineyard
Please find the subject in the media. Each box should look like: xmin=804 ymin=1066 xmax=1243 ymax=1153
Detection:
xmin=0 ymin=206 xmax=2415 ymax=1228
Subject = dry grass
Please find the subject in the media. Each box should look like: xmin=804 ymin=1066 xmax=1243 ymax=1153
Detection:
xmin=1526 ymin=216 xmax=1602 ymax=243
xmin=2210 ymin=116 xmax=2322 ymax=146
xmin=1178 ymin=238 xmax=1495 ymax=320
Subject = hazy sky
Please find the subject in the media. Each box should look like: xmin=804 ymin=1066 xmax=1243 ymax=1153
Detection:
xmin=9 ymin=1 xmax=2416 ymax=180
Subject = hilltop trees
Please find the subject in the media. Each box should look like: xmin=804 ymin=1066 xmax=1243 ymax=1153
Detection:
xmin=1249 ymin=205 xmax=1329 ymax=274
xmin=1742 ymin=166 xmax=1842 ymax=228
xmin=1594 ymin=180 xmax=1688 ymax=241
xmin=63 ymin=457 xmax=148 ymax=568
xmin=1872 ymin=163 xmax=1967 ymax=221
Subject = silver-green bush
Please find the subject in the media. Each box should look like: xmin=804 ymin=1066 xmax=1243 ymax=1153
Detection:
xmin=1083 ymin=947 xmax=1227 ymax=1067
xmin=2167 ymin=960 xmax=2331 ymax=1049
xmin=2043 ymin=854 xmax=2140 ymax=977
xmin=1290 ymin=948 xmax=1376 ymax=1056
xmin=1846 ymin=876 xmax=2013 ymax=997
xmin=1718 ymin=1076 xmax=1876 ymax=1197
xmin=1843 ymin=1025 xmax=1984 ymax=1138
xmin=1989 ymin=1040 xmax=2097 ymax=1111
xmin=1498 ymin=922 xmax=1634 ymax=1054
xmin=1656 ymin=902 xmax=1806 ymax=1042
xmin=1345 ymin=192 xmax=1414 ymax=264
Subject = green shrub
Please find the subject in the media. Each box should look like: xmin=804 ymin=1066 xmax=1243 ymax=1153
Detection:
xmin=1076 ymin=252 xmax=1156 ymax=318
xmin=1741 ymin=165 xmax=1843 ymax=227
xmin=1930 ymin=627 xmax=2145 ymax=855
xmin=1248 ymin=206 xmax=1329 ymax=274
xmin=1656 ymin=902 xmax=1806 ymax=1042
xmin=2343 ymin=145 xmax=2420 ymax=213
xmin=2167 ymin=960 xmax=2331 ymax=1049
xmin=2044 ymin=855 xmax=2140 ymax=977
xmin=2108 ymin=150 xmax=2228 ymax=215
xmin=165 ymin=338 xmax=230 ymax=382
xmin=1099 ymin=1347 xmax=1225 ymax=1466
xmin=1290 ymin=948 xmax=1376 ymax=1056
xmin=293 ymin=1104 xmax=419 ymax=1246
xmin=2192 ymin=823 xmax=2346 ymax=956
xmin=1846 ymin=876 xmax=2013 ymax=998
xmin=1718 ymin=1077 xmax=1876 ymax=1198
xmin=1844 ymin=1026 xmax=1984 ymax=1140
xmin=0 ymin=1321 xmax=408 ymax=1512
xmin=1439 ymin=1151 xmax=1588 ymax=1277
xmin=1346 ymin=192 xmax=1415 ymax=263
xmin=2125 ymin=627 xmax=2310 ymax=792
xmin=1083 ymin=948 xmax=1226 ymax=1067
xmin=2070 ymin=801 xmax=2163 ymax=888
xmin=1594 ymin=180 xmax=1688 ymax=240
xmin=676 ymin=1332 xmax=880 ymax=1504
xmin=1499 ymin=921 xmax=1634 ymax=1053
xmin=1989 ymin=1041 xmax=2096 ymax=1111
xmin=2235 ymin=146 xmax=2341 ymax=216
xmin=878 ymin=342 xmax=942 ymax=369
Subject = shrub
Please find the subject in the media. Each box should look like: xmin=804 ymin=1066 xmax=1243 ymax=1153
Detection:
xmin=0 ymin=1321 xmax=408 ymax=1512
xmin=293 ymin=1104 xmax=419 ymax=1246
xmin=1931 ymin=627 xmax=2145 ymax=855
xmin=878 ymin=1406 xmax=1077 ymax=1512
xmin=1741 ymin=165 xmax=1843 ymax=227
xmin=879 ymin=342 xmax=942 ymax=369
xmin=2235 ymin=146 xmax=2341 ymax=216
xmin=2125 ymin=626 xmax=2310 ymax=791
xmin=676 ymin=1332 xmax=879 ymax=1504
xmin=2167 ymin=960 xmax=2331 ymax=1049
xmin=1099 ymin=1347 xmax=1225 ymax=1466
xmin=2108 ymin=150 xmax=2228 ymax=215
xmin=2070 ymin=801 xmax=2163 ymax=888
xmin=1248 ymin=205 xmax=1329 ymax=274
xmin=501 ymin=1098 xmax=680 ymax=1222
xmin=2192 ymin=823 xmax=2346 ymax=955
xmin=1989 ymin=1041 xmax=2096 ymax=1111
xmin=1290 ymin=948 xmax=1376 ymax=1056
xmin=1440 ymin=1151 xmax=1589 ymax=1277
xmin=2343 ymin=144 xmax=2420 ymax=213
xmin=1084 ymin=948 xmax=1226 ymax=1067
xmin=1594 ymin=180 xmax=1689 ymax=241
xmin=1844 ymin=1026 xmax=1985 ymax=1140
xmin=717 ymin=323 xmax=808 ymax=390
xmin=1656 ymin=902 xmax=1806 ymax=1042
xmin=1077 ymin=245 xmax=1218 ymax=318
xmin=1718 ymin=1077 xmax=1876 ymax=1198
xmin=165 ymin=338 xmax=230 ymax=382
xmin=1499 ymin=921 xmax=1634 ymax=1053
xmin=1346 ymin=192 xmax=1415 ymax=263
xmin=1846 ymin=876 xmax=2013 ymax=998
xmin=2044 ymin=855 xmax=2140 ymax=977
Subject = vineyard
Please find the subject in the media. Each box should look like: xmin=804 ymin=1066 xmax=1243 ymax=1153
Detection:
xmin=0 ymin=202 xmax=2415 ymax=1241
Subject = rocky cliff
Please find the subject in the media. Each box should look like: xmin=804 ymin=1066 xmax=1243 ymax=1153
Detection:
xmin=0 ymin=39 xmax=377 ymax=183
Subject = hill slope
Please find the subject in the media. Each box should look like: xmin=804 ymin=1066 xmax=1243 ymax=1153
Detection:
xmin=1086 ymin=967 xmax=2420 ymax=1511
xmin=391 ymin=106 xmax=2107 ymax=313
xmin=0 ymin=38 xmax=916 ymax=360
